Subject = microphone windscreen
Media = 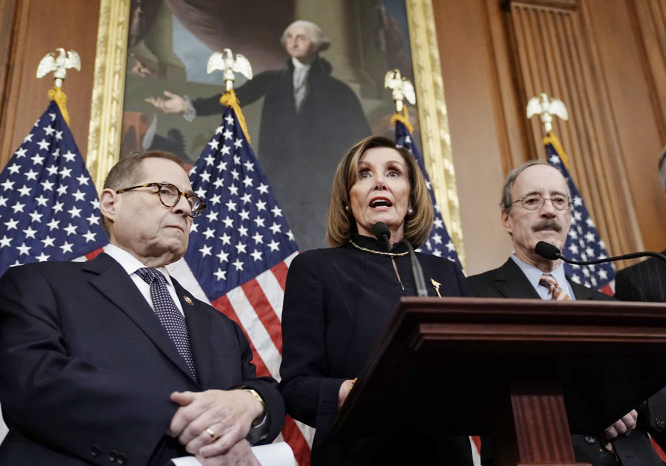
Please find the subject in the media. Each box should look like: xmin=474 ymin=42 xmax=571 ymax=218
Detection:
xmin=535 ymin=241 xmax=561 ymax=260
xmin=372 ymin=222 xmax=391 ymax=241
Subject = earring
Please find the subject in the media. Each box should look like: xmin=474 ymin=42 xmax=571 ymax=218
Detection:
xmin=344 ymin=205 xmax=349 ymax=212
xmin=408 ymin=206 xmax=414 ymax=216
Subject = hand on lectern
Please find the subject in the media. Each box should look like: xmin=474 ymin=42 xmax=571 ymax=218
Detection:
xmin=604 ymin=409 xmax=638 ymax=441
xmin=338 ymin=379 xmax=355 ymax=409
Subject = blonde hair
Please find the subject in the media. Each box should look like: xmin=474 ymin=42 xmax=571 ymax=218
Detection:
xmin=326 ymin=135 xmax=433 ymax=247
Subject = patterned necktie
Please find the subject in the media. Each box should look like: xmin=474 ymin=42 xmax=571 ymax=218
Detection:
xmin=539 ymin=274 xmax=572 ymax=301
xmin=135 ymin=267 xmax=198 ymax=380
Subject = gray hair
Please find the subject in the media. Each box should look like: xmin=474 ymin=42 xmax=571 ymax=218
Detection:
xmin=280 ymin=20 xmax=330 ymax=52
xmin=659 ymin=147 xmax=666 ymax=189
xmin=500 ymin=160 xmax=570 ymax=213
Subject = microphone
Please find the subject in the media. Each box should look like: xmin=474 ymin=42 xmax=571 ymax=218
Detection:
xmin=535 ymin=241 xmax=666 ymax=265
xmin=400 ymin=239 xmax=428 ymax=297
xmin=371 ymin=223 xmax=428 ymax=297
xmin=372 ymin=222 xmax=391 ymax=252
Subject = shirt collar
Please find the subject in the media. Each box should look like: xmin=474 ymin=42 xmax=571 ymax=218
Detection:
xmin=510 ymin=252 xmax=569 ymax=290
xmin=104 ymin=244 xmax=174 ymax=286
xmin=292 ymin=57 xmax=312 ymax=71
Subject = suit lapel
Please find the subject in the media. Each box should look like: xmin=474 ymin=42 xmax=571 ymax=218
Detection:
xmin=172 ymin=278 xmax=213 ymax=389
xmin=494 ymin=259 xmax=541 ymax=299
xmin=84 ymin=254 xmax=199 ymax=384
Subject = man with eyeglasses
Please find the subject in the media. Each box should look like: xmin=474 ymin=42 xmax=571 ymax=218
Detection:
xmin=467 ymin=160 xmax=663 ymax=466
xmin=0 ymin=151 xmax=283 ymax=465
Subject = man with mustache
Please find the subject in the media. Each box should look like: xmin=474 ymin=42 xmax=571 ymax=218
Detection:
xmin=0 ymin=151 xmax=284 ymax=465
xmin=467 ymin=161 xmax=663 ymax=466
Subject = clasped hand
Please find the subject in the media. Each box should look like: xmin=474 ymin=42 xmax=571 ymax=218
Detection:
xmin=169 ymin=390 xmax=263 ymax=463
xmin=602 ymin=409 xmax=638 ymax=452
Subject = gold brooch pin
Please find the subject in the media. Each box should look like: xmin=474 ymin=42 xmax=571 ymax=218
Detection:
xmin=183 ymin=295 xmax=194 ymax=305
xmin=430 ymin=279 xmax=442 ymax=298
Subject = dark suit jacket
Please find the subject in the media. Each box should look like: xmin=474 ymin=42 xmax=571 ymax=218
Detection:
xmin=0 ymin=253 xmax=284 ymax=466
xmin=467 ymin=259 xmax=663 ymax=466
xmin=614 ymin=250 xmax=666 ymax=452
xmin=615 ymin=251 xmax=666 ymax=303
xmin=279 ymin=235 xmax=473 ymax=465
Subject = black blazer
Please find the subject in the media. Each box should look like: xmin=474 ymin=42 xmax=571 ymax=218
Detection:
xmin=0 ymin=253 xmax=284 ymax=466
xmin=615 ymin=251 xmax=666 ymax=303
xmin=279 ymin=235 xmax=473 ymax=465
xmin=467 ymin=258 xmax=663 ymax=466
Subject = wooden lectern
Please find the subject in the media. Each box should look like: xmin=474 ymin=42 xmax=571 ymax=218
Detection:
xmin=330 ymin=297 xmax=666 ymax=466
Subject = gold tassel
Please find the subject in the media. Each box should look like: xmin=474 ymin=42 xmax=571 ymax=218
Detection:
xmin=390 ymin=106 xmax=413 ymax=134
xmin=543 ymin=131 xmax=570 ymax=169
xmin=220 ymin=89 xmax=252 ymax=145
xmin=48 ymin=87 xmax=71 ymax=127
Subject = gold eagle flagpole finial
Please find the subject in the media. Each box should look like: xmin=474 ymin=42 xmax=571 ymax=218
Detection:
xmin=208 ymin=48 xmax=253 ymax=93
xmin=209 ymin=48 xmax=253 ymax=143
xmin=36 ymin=48 xmax=81 ymax=126
xmin=384 ymin=69 xmax=416 ymax=114
xmin=385 ymin=69 xmax=416 ymax=132
xmin=526 ymin=93 xmax=569 ymax=135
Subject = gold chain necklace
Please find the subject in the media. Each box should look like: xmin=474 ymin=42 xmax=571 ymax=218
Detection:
xmin=349 ymin=239 xmax=409 ymax=257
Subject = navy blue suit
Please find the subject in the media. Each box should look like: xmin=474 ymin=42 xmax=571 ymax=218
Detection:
xmin=0 ymin=253 xmax=284 ymax=465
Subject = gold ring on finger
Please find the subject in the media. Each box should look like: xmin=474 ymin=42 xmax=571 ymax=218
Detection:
xmin=205 ymin=427 xmax=216 ymax=441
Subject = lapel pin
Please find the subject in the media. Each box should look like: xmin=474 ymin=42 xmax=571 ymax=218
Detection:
xmin=183 ymin=295 xmax=194 ymax=305
xmin=430 ymin=278 xmax=442 ymax=298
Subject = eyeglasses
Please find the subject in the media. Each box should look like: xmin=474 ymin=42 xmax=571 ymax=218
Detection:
xmin=116 ymin=182 xmax=207 ymax=218
xmin=511 ymin=193 xmax=571 ymax=211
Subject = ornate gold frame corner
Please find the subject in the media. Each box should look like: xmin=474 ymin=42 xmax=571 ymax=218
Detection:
xmin=407 ymin=0 xmax=466 ymax=268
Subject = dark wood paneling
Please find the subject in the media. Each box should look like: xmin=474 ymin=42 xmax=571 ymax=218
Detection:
xmin=0 ymin=0 xmax=100 ymax=171
xmin=506 ymin=0 xmax=644 ymax=259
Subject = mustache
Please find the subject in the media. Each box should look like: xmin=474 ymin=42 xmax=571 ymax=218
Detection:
xmin=532 ymin=219 xmax=562 ymax=233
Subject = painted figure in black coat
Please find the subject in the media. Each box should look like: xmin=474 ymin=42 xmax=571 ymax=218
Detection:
xmin=467 ymin=160 xmax=664 ymax=466
xmin=147 ymin=20 xmax=371 ymax=251
xmin=279 ymin=136 xmax=473 ymax=465
xmin=0 ymin=152 xmax=284 ymax=465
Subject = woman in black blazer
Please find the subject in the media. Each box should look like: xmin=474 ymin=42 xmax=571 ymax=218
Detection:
xmin=279 ymin=136 xmax=472 ymax=465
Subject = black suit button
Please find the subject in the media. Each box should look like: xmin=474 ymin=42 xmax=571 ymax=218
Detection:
xmin=117 ymin=452 xmax=128 ymax=464
xmin=91 ymin=445 xmax=101 ymax=457
xmin=657 ymin=417 xmax=666 ymax=429
xmin=585 ymin=435 xmax=597 ymax=444
xmin=108 ymin=450 xmax=118 ymax=462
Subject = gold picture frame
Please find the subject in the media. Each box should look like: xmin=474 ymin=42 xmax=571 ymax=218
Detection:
xmin=86 ymin=0 xmax=466 ymax=267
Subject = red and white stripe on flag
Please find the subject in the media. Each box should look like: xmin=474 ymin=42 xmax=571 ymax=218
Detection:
xmin=168 ymin=251 xmax=314 ymax=465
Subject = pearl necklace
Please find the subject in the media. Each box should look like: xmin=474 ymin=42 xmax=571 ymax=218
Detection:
xmin=349 ymin=239 xmax=409 ymax=257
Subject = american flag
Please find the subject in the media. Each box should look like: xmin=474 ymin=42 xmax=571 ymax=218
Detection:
xmin=395 ymin=119 xmax=460 ymax=265
xmin=544 ymin=132 xmax=615 ymax=294
xmin=0 ymin=101 xmax=107 ymax=276
xmin=165 ymin=102 xmax=313 ymax=464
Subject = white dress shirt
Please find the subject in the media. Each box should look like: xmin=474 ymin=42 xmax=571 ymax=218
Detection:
xmin=510 ymin=253 xmax=576 ymax=300
xmin=104 ymin=244 xmax=185 ymax=316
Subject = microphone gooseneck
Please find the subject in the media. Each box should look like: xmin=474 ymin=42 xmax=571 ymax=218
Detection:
xmin=400 ymin=239 xmax=428 ymax=297
xmin=535 ymin=241 xmax=666 ymax=265
xmin=371 ymin=223 xmax=428 ymax=297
